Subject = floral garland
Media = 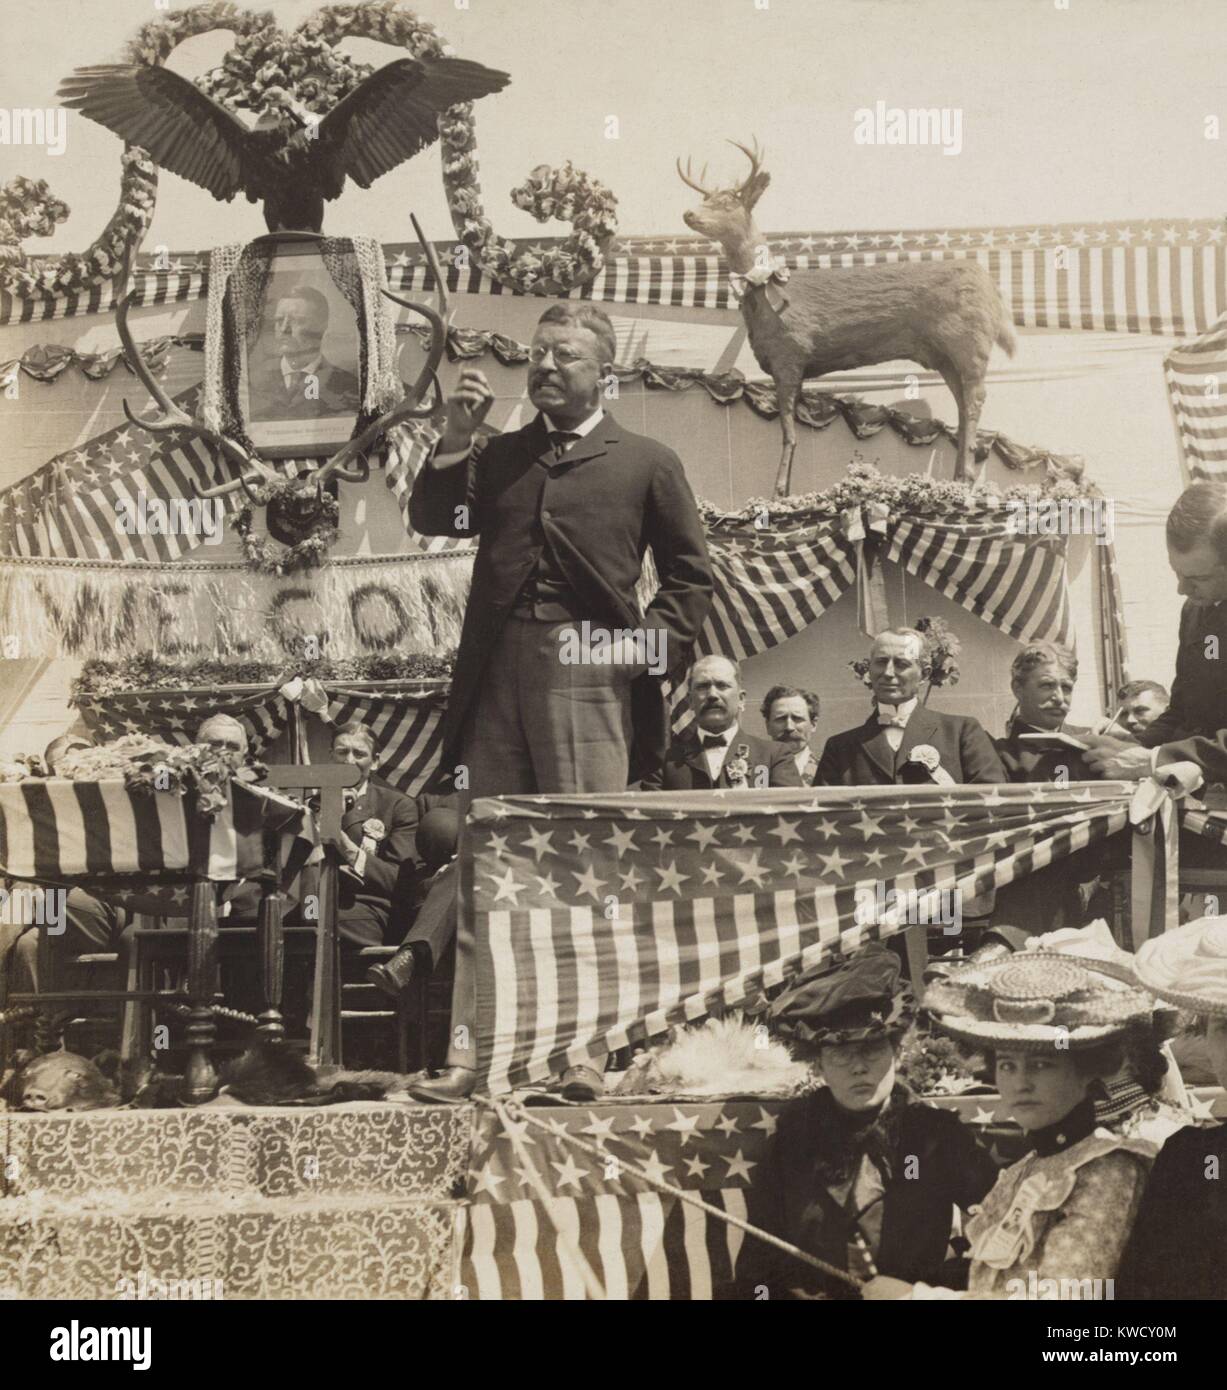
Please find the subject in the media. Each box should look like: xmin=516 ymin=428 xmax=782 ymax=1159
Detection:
xmin=0 ymin=177 xmax=69 ymax=268
xmin=0 ymin=151 xmax=157 ymax=299
xmin=234 ymin=478 xmax=340 ymax=576
xmin=196 ymin=19 xmax=376 ymax=120
xmin=698 ymin=456 xmax=1097 ymax=528
xmin=302 ymin=3 xmax=619 ymax=294
xmin=4 ymin=3 xmax=618 ymax=301
xmin=45 ymin=734 xmax=264 ymax=818
xmin=72 ymin=651 xmax=456 ymax=700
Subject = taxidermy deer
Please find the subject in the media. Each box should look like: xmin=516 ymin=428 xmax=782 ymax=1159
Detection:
xmin=678 ymin=139 xmax=1016 ymax=495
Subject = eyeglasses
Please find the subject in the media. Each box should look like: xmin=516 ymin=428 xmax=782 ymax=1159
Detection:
xmin=528 ymin=345 xmax=596 ymax=367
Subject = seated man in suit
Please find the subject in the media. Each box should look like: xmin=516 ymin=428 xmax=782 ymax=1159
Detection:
xmin=762 ymin=684 xmax=821 ymax=785
xmin=642 ymin=655 xmax=802 ymax=790
xmin=327 ymin=722 xmax=421 ymax=948
xmin=994 ymin=641 xmax=1092 ymax=782
xmin=992 ymin=643 xmax=1102 ymax=935
xmin=367 ymin=783 xmax=460 ymax=999
xmin=5 ymin=732 xmax=127 ymax=1002
xmin=816 ymin=628 xmax=1006 ymax=786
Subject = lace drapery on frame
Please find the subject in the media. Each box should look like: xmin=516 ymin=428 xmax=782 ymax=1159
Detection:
xmin=200 ymin=235 xmax=403 ymax=453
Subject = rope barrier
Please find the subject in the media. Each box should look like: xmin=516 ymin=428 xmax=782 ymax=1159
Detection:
xmin=478 ymin=1095 xmax=862 ymax=1293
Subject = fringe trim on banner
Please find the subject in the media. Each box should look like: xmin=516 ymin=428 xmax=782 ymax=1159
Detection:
xmin=0 ymin=551 xmax=473 ymax=661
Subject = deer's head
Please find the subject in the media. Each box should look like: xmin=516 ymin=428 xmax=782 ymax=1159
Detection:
xmin=677 ymin=138 xmax=771 ymax=247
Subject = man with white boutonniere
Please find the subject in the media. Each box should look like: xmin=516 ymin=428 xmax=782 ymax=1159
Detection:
xmin=815 ymin=629 xmax=1006 ymax=788
xmin=327 ymin=722 xmax=421 ymax=948
xmin=640 ymin=655 xmax=803 ymax=790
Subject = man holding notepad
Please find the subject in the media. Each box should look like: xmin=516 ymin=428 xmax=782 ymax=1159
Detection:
xmin=1084 ymin=483 xmax=1227 ymax=790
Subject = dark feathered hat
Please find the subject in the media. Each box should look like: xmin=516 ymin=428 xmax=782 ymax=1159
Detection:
xmin=768 ymin=944 xmax=915 ymax=1053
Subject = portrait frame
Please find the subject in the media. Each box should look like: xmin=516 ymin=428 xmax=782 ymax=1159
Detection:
xmin=233 ymin=235 xmax=365 ymax=460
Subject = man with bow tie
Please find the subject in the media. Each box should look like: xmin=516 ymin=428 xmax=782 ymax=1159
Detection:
xmin=642 ymin=656 xmax=802 ymax=790
xmin=815 ymin=629 xmax=1005 ymax=787
xmin=405 ymin=302 xmax=713 ymax=1103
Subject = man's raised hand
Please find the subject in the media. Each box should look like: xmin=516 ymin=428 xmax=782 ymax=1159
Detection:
xmin=438 ymin=367 xmax=495 ymax=454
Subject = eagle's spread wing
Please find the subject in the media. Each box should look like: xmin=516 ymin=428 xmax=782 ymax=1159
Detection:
xmin=58 ymin=65 xmax=250 ymax=201
xmin=315 ymin=56 xmax=510 ymax=195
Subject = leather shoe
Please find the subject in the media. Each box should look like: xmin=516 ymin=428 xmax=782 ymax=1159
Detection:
xmin=409 ymin=1066 xmax=476 ymax=1104
xmin=560 ymin=1064 xmax=604 ymax=1103
xmin=367 ymin=945 xmax=418 ymax=999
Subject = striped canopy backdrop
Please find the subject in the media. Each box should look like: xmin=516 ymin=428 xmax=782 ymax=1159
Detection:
xmin=6 ymin=217 xmax=1223 ymax=334
xmin=76 ymin=681 xmax=450 ymax=802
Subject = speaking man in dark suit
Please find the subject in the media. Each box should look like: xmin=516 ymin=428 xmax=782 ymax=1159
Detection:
xmin=642 ymin=656 xmax=803 ymax=790
xmin=406 ymin=302 xmax=714 ymax=1102
xmin=1085 ymin=483 xmax=1227 ymax=787
xmin=815 ymin=628 xmax=1006 ymax=787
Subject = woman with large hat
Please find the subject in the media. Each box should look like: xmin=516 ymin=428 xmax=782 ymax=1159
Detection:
xmin=1115 ymin=915 xmax=1227 ymax=1300
xmin=759 ymin=944 xmax=998 ymax=1299
xmin=864 ymin=952 xmax=1158 ymax=1299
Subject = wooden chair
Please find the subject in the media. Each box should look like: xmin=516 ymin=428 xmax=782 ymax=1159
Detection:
xmin=1 ymin=765 xmax=363 ymax=1101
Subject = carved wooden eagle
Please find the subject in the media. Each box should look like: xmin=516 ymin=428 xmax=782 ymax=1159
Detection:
xmin=58 ymin=56 xmax=510 ymax=233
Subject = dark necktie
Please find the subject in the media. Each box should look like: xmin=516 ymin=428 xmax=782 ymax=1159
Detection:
xmin=548 ymin=430 xmax=580 ymax=460
xmin=700 ymin=733 xmax=728 ymax=750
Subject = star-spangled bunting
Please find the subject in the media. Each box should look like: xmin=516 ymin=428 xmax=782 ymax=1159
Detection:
xmin=461 ymin=1100 xmax=779 ymax=1300
xmin=460 ymin=1093 xmax=1038 ymax=1300
xmin=0 ymin=389 xmax=448 ymax=562
xmin=466 ymin=783 xmax=1135 ymax=1096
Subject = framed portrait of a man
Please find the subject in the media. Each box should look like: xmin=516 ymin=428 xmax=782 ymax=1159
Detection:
xmin=234 ymin=239 xmax=364 ymax=457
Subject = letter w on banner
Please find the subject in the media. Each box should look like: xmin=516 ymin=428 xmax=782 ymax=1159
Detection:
xmin=464 ymin=783 xmax=1135 ymax=1095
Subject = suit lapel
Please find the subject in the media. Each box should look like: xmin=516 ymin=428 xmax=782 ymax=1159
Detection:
xmin=537 ymin=412 xmax=620 ymax=469
xmin=859 ymin=716 xmax=897 ymax=782
xmin=678 ymin=732 xmax=715 ymax=787
xmin=342 ymin=784 xmax=374 ymax=836
xmin=895 ymin=706 xmax=941 ymax=774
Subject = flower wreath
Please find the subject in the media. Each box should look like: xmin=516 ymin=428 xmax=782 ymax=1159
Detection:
xmin=4 ymin=4 xmax=618 ymax=302
xmin=301 ymin=4 xmax=619 ymax=294
xmin=235 ymin=478 xmax=340 ymax=576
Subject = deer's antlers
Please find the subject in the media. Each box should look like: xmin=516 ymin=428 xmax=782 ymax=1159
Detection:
xmin=676 ymin=155 xmax=715 ymax=196
xmin=310 ymin=213 xmax=453 ymax=490
xmin=676 ymin=138 xmax=767 ymax=206
xmin=728 ymin=137 xmax=766 ymax=202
